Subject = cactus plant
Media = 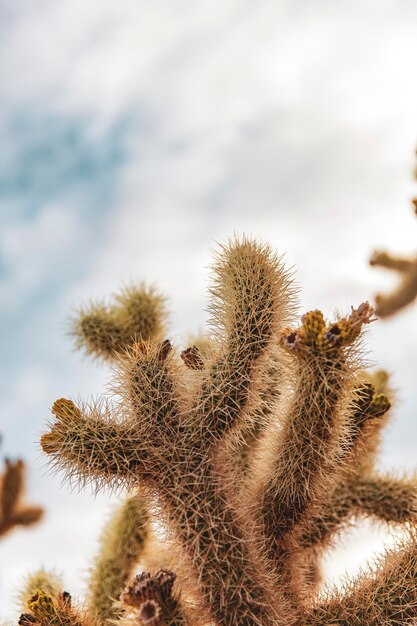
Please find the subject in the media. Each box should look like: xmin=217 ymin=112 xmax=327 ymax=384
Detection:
xmin=370 ymin=151 xmax=417 ymax=318
xmin=15 ymin=282 xmax=170 ymax=626
xmin=0 ymin=449 xmax=43 ymax=539
xmin=21 ymin=235 xmax=417 ymax=625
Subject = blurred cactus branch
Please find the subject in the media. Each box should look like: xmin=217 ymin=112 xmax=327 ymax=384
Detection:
xmin=370 ymin=249 xmax=417 ymax=317
xmin=71 ymin=284 xmax=167 ymax=361
xmin=370 ymin=149 xmax=417 ymax=317
xmin=0 ymin=456 xmax=43 ymax=539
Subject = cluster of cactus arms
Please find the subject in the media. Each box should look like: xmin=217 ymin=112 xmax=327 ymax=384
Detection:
xmin=14 ymin=236 xmax=417 ymax=626
xmin=0 ymin=439 xmax=43 ymax=539
xmin=369 ymin=154 xmax=417 ymax=318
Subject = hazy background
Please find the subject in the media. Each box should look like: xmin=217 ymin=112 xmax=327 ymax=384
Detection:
xmin=1 ymin=0 xmax=417 ymax=619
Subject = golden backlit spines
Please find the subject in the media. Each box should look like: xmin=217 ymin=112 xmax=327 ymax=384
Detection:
xmin=72 ymin=284 xmax=167 ymax=361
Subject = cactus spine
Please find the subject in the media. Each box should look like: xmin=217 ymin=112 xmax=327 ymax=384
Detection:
xmin=31 ymin=236 xmax=417 ymax=625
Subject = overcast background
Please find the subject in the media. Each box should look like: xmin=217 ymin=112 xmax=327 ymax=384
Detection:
xmin=1 ymin=0 xmax=417 ymax=620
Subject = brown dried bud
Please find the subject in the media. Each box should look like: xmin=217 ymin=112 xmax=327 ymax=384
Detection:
xmin=18 ymin=613 xmax=37 ymax=625
xmin=181 ymin=345 xmax=204 ymax=370
xmin=121 ymin=570 xmax=176 ymax=624
xmin=139 ymin=599 xmax=162 ymax=624
xmin=156 ymin=340 xmax=172 ymax=362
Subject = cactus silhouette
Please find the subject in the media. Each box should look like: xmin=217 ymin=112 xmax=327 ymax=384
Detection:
xmin=0 ymin=448 xmax=43 ymax=539
xmin=33 ymin=236 xmax=417 ymax=625
xmin=370 ymin=150 xmax=417 ymax=317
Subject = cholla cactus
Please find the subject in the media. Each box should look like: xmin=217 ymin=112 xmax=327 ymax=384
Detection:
xmin=71 ymin=284 xmax=166 ymax=361
xmin=17 ymin=496 xmax=151 ymax=626
xmin=370 ymin=151 xmax=417 ymax=317
xmin=16 ymin=283 xmax=167 ymax=626
xmin=0 ymin=451 xmax=43 ymax=539
xmin=38 ymin=237 xmax=417 ymax=625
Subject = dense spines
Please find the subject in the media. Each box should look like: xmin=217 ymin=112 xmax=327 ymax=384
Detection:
xmin=41 ymin=398 xmax=149 ymax=490
xmin=304 ymin=530 xmax=417 ymax=625
xmin=19 ymin=590 xmax=93 ymax=626
xmin=37 ymin=235 xmax=417 ymax=625
xmin=118 ymin=239 xmax=297 ymax=625
xmin=42 ymin=238 xmax=297 ymax=626
xmin=297 ymin=382 xmax=392 ymax=553
xmin=188 ymin=237 xmax=295 ymax=444
xmin=19 ymin=570 xmax=63 ymax=611
xmin=0 ymin=458 xmax=43 ymax=538
xmin=72 ymin=284 xmax=167 ymax=360
xmin=253 ymin=305 xmax=374 ymax=561
xmin=87 ymin=494 xmax=150 ymax=623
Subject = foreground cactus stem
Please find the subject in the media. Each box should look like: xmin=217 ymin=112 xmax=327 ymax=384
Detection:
xmin=250 ymin=305 xmax=378 ymax=605
xmin=41 ymin=236 xmax=417 ymax=625
xmin=0 ymin=457 xmax=43 ymax=538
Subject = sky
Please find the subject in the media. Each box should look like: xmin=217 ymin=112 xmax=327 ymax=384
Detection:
xmin=1 ymin=0 xmax=417 ymax=620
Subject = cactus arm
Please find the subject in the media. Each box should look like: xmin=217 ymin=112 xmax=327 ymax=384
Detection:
xmin=71 ymin=284 xmax=167 ymax=361
xmin=19 ymin=590 xmax=93 ymax=626
xmin=0 ymin=458 xmax=43 ymax=538
xmin=297 ymin=383 xmax=391 ymax=552
xmin=87 ymin=494 xmax=150 ymax=623
xmin=321 ymin=475 xmax=417 ymax=531
xmin=256 ymin=305 xmax=374 ymax=547
xmin=305 ymin=530 xmax=417 ymax=625
xmin=297 ymin=474 xmax=417 ymax=561
xmin=189 ymin=237 xmax=294 ymax=443
xmin=370 ymin=250 xmax=417 ymax=318
xmin=41 ymin=399 xmax=150 ymax=488
xmin=19 ymin=570 xmax=63 ymax=611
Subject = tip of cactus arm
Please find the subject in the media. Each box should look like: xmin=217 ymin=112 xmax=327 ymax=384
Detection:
xmin=41 ymin=399 xmax=82 ymax=454
xmin=279 ymin=302 xmax=374 ymax=357
xmin=40 ymin=432 xmax=57 ymax=455
xmin=52 ymin=398 xmax=81 ymax=421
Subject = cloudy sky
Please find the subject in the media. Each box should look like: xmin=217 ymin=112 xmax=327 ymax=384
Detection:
xmin=1 ymin=0 xmax=417 ymax=619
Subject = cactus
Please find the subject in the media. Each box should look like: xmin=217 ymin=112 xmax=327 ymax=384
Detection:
xmin=34 ymin=235 xmax=417 ymax=625
xmin=16 ymin=284 xmax=169 ymax=626
xmin=370 ymin=151 xmax=417 ymax=317
xmin=17 ymin=501 xmax=155 ymax=626
xmin=18 ymin=590 xmax=93 ymax=626
xmin=0 ymin=453 xmax=43 ymax=539
xmin=87 ymin=494 xmax=150 ymax=623
xmin=71 ymin=284 xmax=166 ymax=361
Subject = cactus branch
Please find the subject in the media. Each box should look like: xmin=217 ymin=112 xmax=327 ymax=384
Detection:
xmin=0 ymin=458 xmax=43 ymax=538
xmin=71 ymin=284 xmax=167 ymax=361
xmin=87 ymin=494 xmax=150 ymax=623
xmin=370 ymin=250 xmax=417 ymax=318
xmin=305 ymin=530 xmax=417 ymax=625
xmin=41 ymin=398 xmax=151 ymax=489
